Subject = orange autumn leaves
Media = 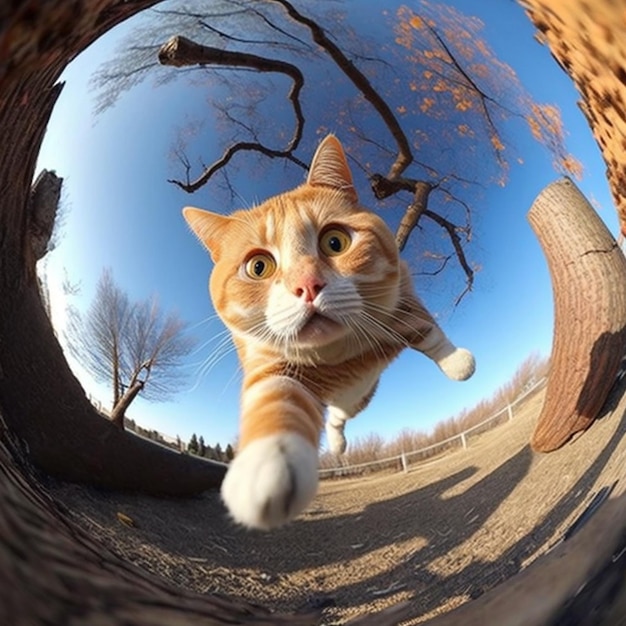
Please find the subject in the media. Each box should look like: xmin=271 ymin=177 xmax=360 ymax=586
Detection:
xmin=394 ymin=2 xmax=582 ymax=183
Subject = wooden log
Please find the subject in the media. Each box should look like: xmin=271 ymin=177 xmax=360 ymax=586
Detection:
xmin=528 ymin=178 xmax=626 ymax=452
xmin=0 ymin=0 xmax=227 ymax=498
xmin=0 ymin=418 xmax=319 ymax=626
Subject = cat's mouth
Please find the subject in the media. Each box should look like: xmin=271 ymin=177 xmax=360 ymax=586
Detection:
xmin=297 ymin=311 xmax=344 ymax=344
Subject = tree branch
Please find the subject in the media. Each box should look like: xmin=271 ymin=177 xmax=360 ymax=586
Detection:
xmin=168 ymin=142 xmax=307 ymax=193
xmin=158 ymin=35 xmax=306 ymax=192
xmin=416 ymin=253 xmax=453 ymax=277
xmin=370 ymin=174 xmax=420 ymax=200
xmin=196 ymin=19 xmax=305 ymax=54
xmin=269 ymin=0 xmax=413 ymax=180
xmin=423 ymin=209 xmax=474 ymax=303
xmin=395 ymin=182 xmax=433 ymax=251
xmin=437 ymin=186 xmax=473 ymax=233
xmin=228 ymin=0 xmax=315 ymax=50
xmin=422 ymin=22 xmax=508 ymax=167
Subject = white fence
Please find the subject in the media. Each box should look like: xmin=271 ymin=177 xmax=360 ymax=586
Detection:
xmin=88 ymin=374 xmax=549 ymax=478
xmin=319 ymin=377 xmax=547 ymax=479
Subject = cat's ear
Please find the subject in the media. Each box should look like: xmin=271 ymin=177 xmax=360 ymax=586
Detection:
xmin=307 ymin=134 xmax=357 ymax=201
xmin=183 ymin=207 xmax=231 ymax=262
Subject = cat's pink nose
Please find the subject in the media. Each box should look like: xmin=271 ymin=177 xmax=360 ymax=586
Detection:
xmin=294 ymin=277 xmax=326 ymax=303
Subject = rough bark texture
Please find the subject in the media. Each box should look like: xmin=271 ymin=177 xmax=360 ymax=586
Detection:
xmin=0 ymin=0 xmax=226 ymax=496
xmin=395 ymin=181 xmax=432 ymax=252
xmin=2 ymin=1 xmax=626 ymax=626
xmin=528 ymin=178 xmax=626 ymax=452
xmin=110 ymin=380 xmax=144 ymax=429
xmin=29 ymin=169 xmax=62 ymax=260
xmin=523 ymin=0 xmax=626 ymax=237
xmin=0 ymin=417 xmax=319 ymax=626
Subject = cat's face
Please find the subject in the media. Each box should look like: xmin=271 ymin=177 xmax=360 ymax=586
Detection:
xmin=184 ymin=135 xmax=401 ymax=356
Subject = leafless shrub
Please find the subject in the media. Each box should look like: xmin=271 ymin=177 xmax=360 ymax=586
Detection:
xmin=320 ymin=352 xmax=549 ymax=478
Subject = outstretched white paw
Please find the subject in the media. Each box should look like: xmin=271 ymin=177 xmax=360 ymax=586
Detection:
xmin=220 ymin=433 xmax=318 ymax=530
xmin=437 ymin=347 xmax=476 ymax=381
xmin=325 ymin=419 xmax=347 ymax=455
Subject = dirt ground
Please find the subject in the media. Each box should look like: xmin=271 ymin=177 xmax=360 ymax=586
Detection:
xmin=46 ymin=377 xmax=626 ymax=625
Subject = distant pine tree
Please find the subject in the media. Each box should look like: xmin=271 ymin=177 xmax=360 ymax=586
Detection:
xmin=188 ymin=433 xmax=199 ymax=455
xmin=198 ymin=435 xmax=206 ymax=457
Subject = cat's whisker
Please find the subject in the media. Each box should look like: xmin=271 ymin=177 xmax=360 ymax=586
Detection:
xmin=263 ymin=311 xmax=301 ymax=334
xmin=287 ymin=352 xmax=326 ymax=394
xmin=188 ymin=327 xmax=233 ymax=359
xmin=342 ymin=318 xmax=371 ymax=358
xmin=219 ymin=361 xmax=244 ymax=400
xmin=182 ymin=133 xmax=475 ymax=531
xmin=359 ymin=310 xmax=410 ymax=349
xmin=321 ymin=295 xmax=362 ymax=312
xmin=364 ymin=301 xmax=431 ymax=341
xmin=192 ymin=347 xmax=236 ymax=387
xmin=241 ymin=317 xmax=280 ymax=344
xmin=187 ymin=313 xmax=223 ymax=332
xmin=190 ymin=337 xmax=238 ymax=388
xmin=335 ymin=309 xmax=381 ymax=358
xmin=252 ymin=323 xmax=285 ymax=349
xmin=356 ymin=282 xmax=401 ymax=293
xmin=356 ymin=282 xmax=398 ymax=292
xmin=346 ymin=316 xmax=391 ymax=361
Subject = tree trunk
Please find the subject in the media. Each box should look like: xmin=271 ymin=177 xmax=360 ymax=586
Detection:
xmin=29 ymin=170 xmax=63 ymax=260
xmin=110 ymin=380 xmax=144 ymax=429
xmin=0 ymin=0 xmax=226 ymax=497
xmin=0 ymin=418 xmax=320 ymax=626
xmin=523 ymin=0 xmax=626 ymax=238
xmin=113 ymin=352 xmax=121 ymax=406
xmin=528 ymin=178 xmax=626 ymax=452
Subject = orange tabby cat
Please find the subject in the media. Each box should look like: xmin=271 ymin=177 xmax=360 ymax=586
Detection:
xmin=184 ymin=135 xmax=475 ymax=530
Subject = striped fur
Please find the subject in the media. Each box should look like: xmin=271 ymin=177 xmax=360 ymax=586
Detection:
xmin=184 ymin=135 xmax=475 ymax=529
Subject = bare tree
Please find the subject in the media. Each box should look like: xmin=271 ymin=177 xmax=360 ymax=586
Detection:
xmin=66 ymin=269 xmax=195 ymax=429
xmin=0 ymin=0 xmax=226 ymax=501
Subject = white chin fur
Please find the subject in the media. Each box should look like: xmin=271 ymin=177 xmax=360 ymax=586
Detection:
xmin=221 ymin=433 xmax=318 ymax=530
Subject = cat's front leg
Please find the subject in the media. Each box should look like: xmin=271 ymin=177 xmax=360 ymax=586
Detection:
xmin=396 ymin=265 xmax=475 ymax=381
xmin=221 ymin=375 xmax=324 ymax=530
xmin=414 ymin=326 xmax=476 ymax=381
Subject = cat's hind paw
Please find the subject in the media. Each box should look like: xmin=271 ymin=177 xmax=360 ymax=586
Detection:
xmin=220 ymin=433 xmax=318 ymax=530
xmin=437 ymin=347 xmax=476 ymax=381
xmin=325 ymin=419 xmax=347 ymax=455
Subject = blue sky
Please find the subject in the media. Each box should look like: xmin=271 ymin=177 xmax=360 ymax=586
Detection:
xmin=36 ymin=0 xmax=619 ymax=450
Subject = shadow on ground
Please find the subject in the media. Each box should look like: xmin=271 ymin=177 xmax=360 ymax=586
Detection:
xmin=46 ymin=375 xmax=626 ymax=622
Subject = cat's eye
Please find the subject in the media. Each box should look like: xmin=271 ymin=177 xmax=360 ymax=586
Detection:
xmin=319 ymin=227 xmax=351 ymax=257
xmin=244 ymin=253 xmax=276 ymax=280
